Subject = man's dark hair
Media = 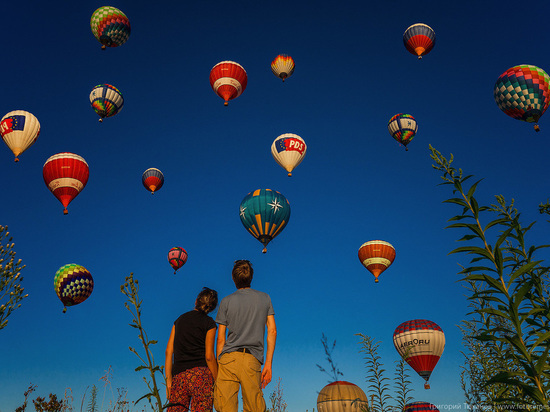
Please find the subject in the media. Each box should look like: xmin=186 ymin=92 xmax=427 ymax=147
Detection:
xmin=232 ymin=260 xmax=253 ymax=289
xmin=195 ymin=287 xmax=218 ymax=314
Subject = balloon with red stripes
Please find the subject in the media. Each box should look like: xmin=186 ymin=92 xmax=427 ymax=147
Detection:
xmin=403 ymin=23 xmax=435 ymax=59
xmin=393 ymin=319 xmax=445 ymax=389
xmin=358 ymin=240 xmax=396 ymax=283
xmin=209 ymin=61 xmax=248 ymax=106
xmin=43 ymin=153 xmax=89 ymax=215
xmin=142 ymin=168 xmax=164 ymax=194
xmin=404 ymin=401 xmax=440 ymax=412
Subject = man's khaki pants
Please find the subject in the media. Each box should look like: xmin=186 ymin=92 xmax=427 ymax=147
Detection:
xmin=214 ymin=351 xmax=266 ymax=412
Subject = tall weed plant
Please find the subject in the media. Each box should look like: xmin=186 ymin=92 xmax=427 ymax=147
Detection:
xmin=430 ymin=145 xmax=550 ymax=408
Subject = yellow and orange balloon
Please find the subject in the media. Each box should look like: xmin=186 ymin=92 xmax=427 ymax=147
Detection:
xmin=358 ymin=240 xmax=396 ymax=283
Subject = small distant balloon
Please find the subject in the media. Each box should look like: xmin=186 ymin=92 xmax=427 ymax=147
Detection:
xmin=404 ymin=402 xmax=440 ymax=412
xmin=388 ymin=113 xmax=417 ymax=150
xmin=271 ymin=133 xmax=307 ymax=177
xmin=54 ymin=263 xmax=94 ymax=313
xmin=90 ymin=6 xmax=131 ymax=50
xmin=403 ymin=23 xmax=435 ymax=59
xmin=393 ymin=319 xmax=445 ymax=389
xmin=210 ymin=61 xmax=248 ymax=106
xmin=168 ymin=247 xmax=188 ymax=274
xmin=358 ymin=240 xmax=395 ymax=283
xmin=239 ymin=189 xmax=290 ymax=253
xmin=317 ymin=381 xmax=368 ymax=412
xmin=142 ymin=168 xmax=164 ymax=194
xmin=90 ymin=84 xmax=124 ymax=122
xmin=43 ymin=153 xmax=89 ymax=215
xmin=494 ymin=64 xmax=550 ymax=132
xmin=271 ymin=54 xmax=295 ymax=82
xmin=0 ymin=110 xmax=40 ymax=162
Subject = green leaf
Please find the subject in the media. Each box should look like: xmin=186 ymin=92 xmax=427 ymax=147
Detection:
xmin=509 ymin=261 xmax=542 ymax=284
xmin=531 ymin=331 xmax=550 ymax=353
xmin=443 ymin=198 xmax=469 ymax=208
xmin=135 ymin=365 xmax=146 ymax=372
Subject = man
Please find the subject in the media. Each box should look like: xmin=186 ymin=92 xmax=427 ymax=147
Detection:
xmin=214 ymin=260 xmax=277 ymax=412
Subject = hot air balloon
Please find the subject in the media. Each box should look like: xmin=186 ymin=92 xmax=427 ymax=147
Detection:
xmin=403 ymin=23 xmax=435 ymax=59
xmin=54 ymin=263 xmax=94 ymax=313
xmin=90 ymin=6 xmax=131 ymax=50
xmin=210 ymin=61 xmax=248 ymax=106
xmin=494 ymin=64 xmax=550 ymax=132
xmin=271 ymin=133 xmax=307 ymax=177
xmin=168 ymin=247 xmax=188 ymax=274
xmin=404 ymin=402 xmax=440 ymax=412
xmin=239 ymin=189 xmax=290 ymax=253
xmin=271 ymin=54 xmax=295 ymax=82
xmin=317 ymin=381 xmax=369 ymax=412
xmin=358 ymin=240 xmax=395 ymax=283
xmin=142 ymin=168 xmax=164 ymax=194
xmin=43 ymin=153 xmax=89 ymax=215
xmin=90 ymin=84 xmax=124 ymax=122
xmin=0 ymin=110 xmax=40 ymax=162
xmin=388 ymin=114 xmax=417 ymax=150
xmin=393 ymin=319 xmax=445 ymax=389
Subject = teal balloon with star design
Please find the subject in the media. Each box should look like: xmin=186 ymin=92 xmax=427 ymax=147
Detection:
xmin=239 ymin=189 xmax=291 ymax=253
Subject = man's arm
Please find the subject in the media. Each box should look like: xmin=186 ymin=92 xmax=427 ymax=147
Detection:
xmin=261 ymin=314 xmax=277 ymax=389
xmin=217 ymin=324 xmax=227 ymax=360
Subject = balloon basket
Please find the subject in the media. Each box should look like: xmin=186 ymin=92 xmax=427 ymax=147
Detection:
xmin=535 ymin=124 xmax=541 ymax=132
xmin=262 ymin=247 xmax=267 ymax=253
xmin=14 ymin=157 xmax=19 ymax=162
xmin=424 ymin=382 xmax=430 ymax=389
xmin=101 ymin=45 xmax=106 ymax=50
xmin=63 ymin=209 xmax=68 ymax=215
xmin=63 ymin=307 xmax=67 ymax=313
xmin=224 ymin=102 xmax=229 ymax=106
xmin=287 ymin=172 xmax=292 ymax=177
xmin=99 ymin=118 xmax=103 ymax=123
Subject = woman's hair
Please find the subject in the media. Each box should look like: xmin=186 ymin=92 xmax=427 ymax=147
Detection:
xmin=232 ymin=259 xmax=253 ymax=289
xmin=195 ymin=287 xmax=218 ymax=314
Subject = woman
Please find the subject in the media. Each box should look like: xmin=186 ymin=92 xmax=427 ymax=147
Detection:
xmin=165 ymin=287 xmax=218 ymax=411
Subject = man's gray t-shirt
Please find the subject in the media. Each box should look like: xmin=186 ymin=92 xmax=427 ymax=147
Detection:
xmin=215 ymin=288 xmax=274 ymax=364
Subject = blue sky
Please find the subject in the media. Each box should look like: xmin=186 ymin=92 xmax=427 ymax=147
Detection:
xmin=1 ymin=0 xmax=550 ymax=411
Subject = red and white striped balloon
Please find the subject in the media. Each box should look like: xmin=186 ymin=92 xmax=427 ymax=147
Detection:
xmin=209 ymin=61 xmax=248 ymax=106
xmin=43 ymin=153 xmax=89 ymax=214
xmin=393 ymin=319 xmax=445 ymax=389
xmin=358 ymin=240 xmax=396 ymax=283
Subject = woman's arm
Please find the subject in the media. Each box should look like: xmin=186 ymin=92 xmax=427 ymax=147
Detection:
xmin=205 ymin=327 xmax=218 ymax=380
xmin=165 ymin=325 xmax=176 ymax=399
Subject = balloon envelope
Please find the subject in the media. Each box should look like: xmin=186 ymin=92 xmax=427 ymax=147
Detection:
xmin=317 ymin=381 xmax=368 ymax=412
xmin=358 ymin=240 xmax=395 ymax=283
xmin=388 ymin=114 xmax=417 ymax=150
xmin=90 ymin=6 xmax=131 ymax=49
xmin=210 ymin=61 xmax=248 ymax=105
xmin=43 ymin=153 xmax=89 ymax=214
xmin=90 ymin=84 xmax=124 ymax=121
xmin=271 ymin=133 xmax=307 ymax=176
xmin=142 ymin=168 xmax=164 ymax=194
xmin=271 ymin=54 xmax=295 ymax=82
xmin=494 ymin=64 xmax=550 ymax=131
xmin=1 ymin=110 xmax=40 ymax=162
xmin=239 ymin=189 xmax=290 ymax=253
xmin=54 ymin=263 xmax=94 ymax=313
xmin=404 ymin=402 xmax=440 ymax=412
xmin=393 ymin=319 xmax=445 ymax=388
xmin=403 ymin=23 xmax=435 ymax=59
xmin=168 ymin=247 xmax=188 ymax=274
